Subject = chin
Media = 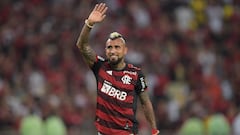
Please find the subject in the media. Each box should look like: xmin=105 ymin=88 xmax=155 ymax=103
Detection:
xmin=107 ymin=57 xmax=123 ymax=66
xmin=108 ymin=59 xmax=121 ymax=65
xmin=109 ymin=60 xmax=119 ymax=65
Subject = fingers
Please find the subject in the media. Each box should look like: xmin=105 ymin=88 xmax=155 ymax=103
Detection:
xmin=98 ymin=3 xmax=107 ymax=13
xmin=101 ymin=5 xmax=108 ymax=15
xmin=94 ymin=3 xmax=108 ymax=14
xmin=93 ymin=4 xmax=98 ymax=11
xmin=102 ymin=14 xmax=106 ymax=20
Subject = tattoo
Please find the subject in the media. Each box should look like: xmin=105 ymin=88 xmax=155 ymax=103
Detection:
xmin=139 ymin=91 xmax=157 ymax=129
xmin=139 ymin=91 xmax=150 ymax=105
xmin=76 ymin=25 xmax=96 ymax=67
xmin=81 ymin=45 xmax=96 ymax=66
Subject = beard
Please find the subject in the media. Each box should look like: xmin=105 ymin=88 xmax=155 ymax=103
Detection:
xmin=107 ymin=56 xmax=124 ymax=66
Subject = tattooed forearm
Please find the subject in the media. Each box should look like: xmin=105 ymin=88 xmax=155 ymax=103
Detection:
xmin=139 ymin=92 xmax=157 ymax=129
xmin=76 ymin=25 xmax=96 ymax=66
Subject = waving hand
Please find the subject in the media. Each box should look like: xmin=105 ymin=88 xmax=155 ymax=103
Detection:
xmin=76 ymin=3 xmax=108 ymax=67
xmin=87 ymin=3 xmax=108 ymax=25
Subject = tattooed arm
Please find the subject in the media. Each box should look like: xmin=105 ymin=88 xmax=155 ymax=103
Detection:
xmin=76 ymin=3 xmax=108 ymax=67
xmin=139 ymin=91 xmax=160 ymax=135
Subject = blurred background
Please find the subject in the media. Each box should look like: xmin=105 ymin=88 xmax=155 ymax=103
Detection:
xmin=0 ymin=0 xmax=240 ymax=135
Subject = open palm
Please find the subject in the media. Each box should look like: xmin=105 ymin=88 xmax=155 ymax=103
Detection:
xmin=88 ymin=3 xmax=108 ymax=24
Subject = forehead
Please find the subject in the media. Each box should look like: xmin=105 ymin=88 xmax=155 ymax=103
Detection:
xmin=106 ymin=38 xmax=125 ymax=46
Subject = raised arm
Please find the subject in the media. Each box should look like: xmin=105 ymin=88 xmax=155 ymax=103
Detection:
xmin=76 ymin=3 xmax=108 ymax=67
xmin=139 ymin=91 xmax=160 ymax=135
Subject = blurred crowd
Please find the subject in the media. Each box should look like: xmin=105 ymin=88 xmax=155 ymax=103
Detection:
xmin=0 ymin=0 xmax=240 ymax=135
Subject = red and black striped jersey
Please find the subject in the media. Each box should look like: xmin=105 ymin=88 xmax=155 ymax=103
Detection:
xmin=91 ymin=56 xmax=148 ymax=135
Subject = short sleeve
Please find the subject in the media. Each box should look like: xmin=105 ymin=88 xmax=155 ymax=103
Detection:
xmin=135 ymin=70 xmax=148 ymax=94
xmin=91 ymin=55 xmax=105 ymax=77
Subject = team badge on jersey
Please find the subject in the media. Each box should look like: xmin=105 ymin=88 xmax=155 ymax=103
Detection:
xmin=121 ymin=75 xmax=132 ymax=84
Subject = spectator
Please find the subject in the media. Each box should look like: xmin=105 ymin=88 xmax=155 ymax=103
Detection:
xmin=206 ymin=113 xmax=231 ymax=135
xmin=20 ymin=114 xmax=44 ymax=135
xmin=233 ymin=111 xmax=240 ymax=135
xmin=179 ymin=117 xmax=205 ymax=135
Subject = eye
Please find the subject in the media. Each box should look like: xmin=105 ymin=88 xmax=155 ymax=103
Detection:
xmin=115 ymin=45 xmax=120 ymax=49
xmin=106 ymin=46 xmax=112 ymax=49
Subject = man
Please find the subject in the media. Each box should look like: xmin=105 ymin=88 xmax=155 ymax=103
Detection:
xmin=76 ymin=3 xmax=159 ymax=135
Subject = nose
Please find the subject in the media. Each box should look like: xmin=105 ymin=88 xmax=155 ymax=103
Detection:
xmin=109 ymin=48 xmax=117 ymax=54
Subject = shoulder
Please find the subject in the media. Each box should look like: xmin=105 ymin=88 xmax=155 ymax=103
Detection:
xmin=91 ymin=55 xmax=107 ymax=71
xmin=127 ymin=64 xmax=141 ymax=71
xmin=95 ymin=55 xmax=108 ymax=65
xmin=125 ymin=64 xmax=145 ymax=77
xmin=96 ymin=55 xmax=105 ymax=62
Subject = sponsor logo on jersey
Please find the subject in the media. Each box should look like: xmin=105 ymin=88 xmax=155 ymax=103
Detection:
xmin=140 ymin=77 xmax=146 ymax=91
xmin=123 ymin=71 xmax=137 ymax=75
xmin=101 ymin=80 xmax=127 ymax=101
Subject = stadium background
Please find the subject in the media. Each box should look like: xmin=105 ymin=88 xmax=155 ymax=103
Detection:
xmin=0 ymin=0 xmax=240 ymax=135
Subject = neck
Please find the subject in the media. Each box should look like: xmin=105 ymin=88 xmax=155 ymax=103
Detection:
xmin=111 ymin=62 xmax=126 ymax=70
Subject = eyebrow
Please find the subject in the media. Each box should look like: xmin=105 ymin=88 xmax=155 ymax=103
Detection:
xmin=106 ymin=44 xmax=122 ymax=48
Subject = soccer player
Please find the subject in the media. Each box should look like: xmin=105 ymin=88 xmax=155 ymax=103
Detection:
xmin=76 ymin=3 xmax=160 ymax=135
